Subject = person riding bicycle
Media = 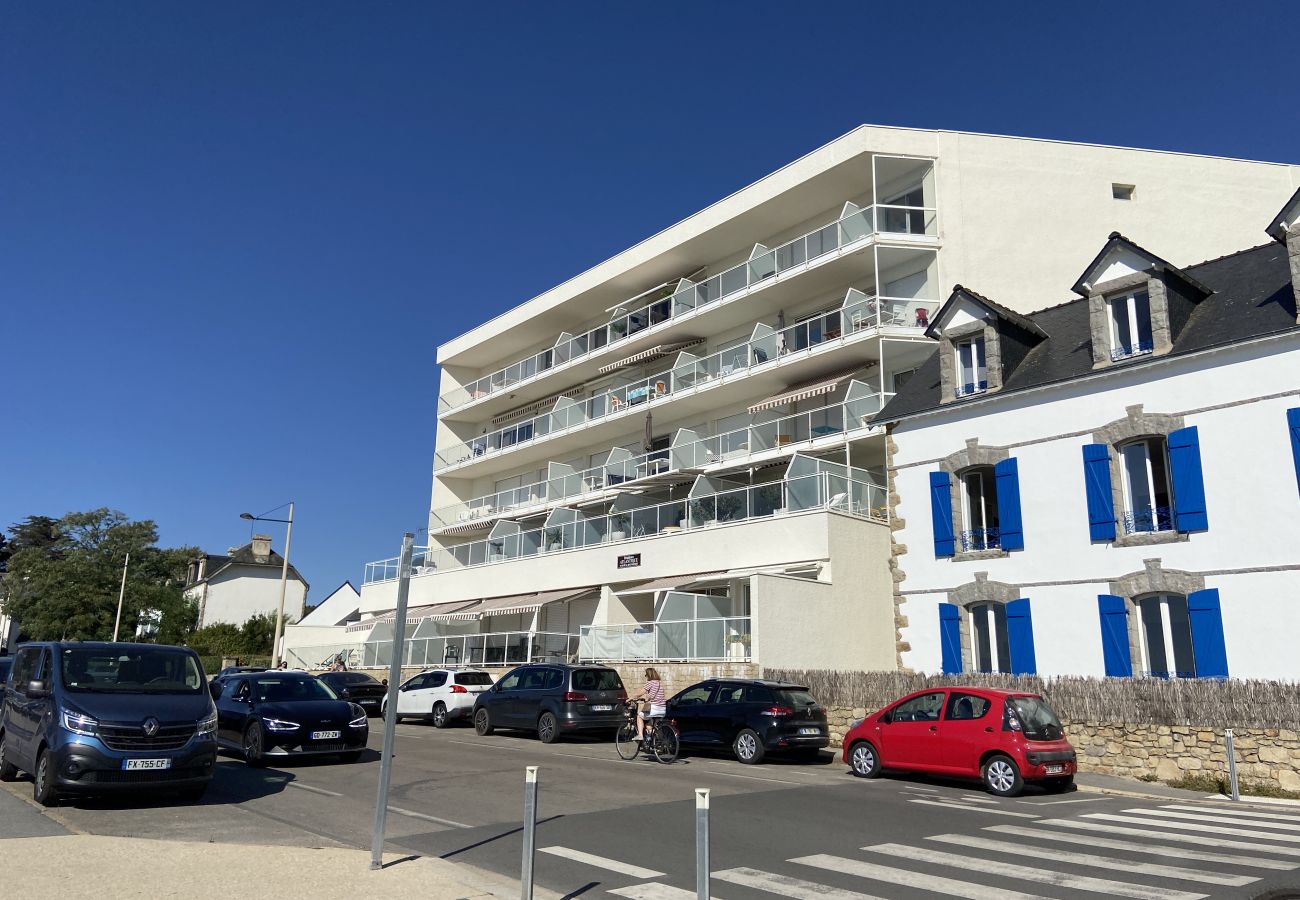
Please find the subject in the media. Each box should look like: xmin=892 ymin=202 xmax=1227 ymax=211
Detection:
xmin=626 ymin=667 xmax=666 ymax=746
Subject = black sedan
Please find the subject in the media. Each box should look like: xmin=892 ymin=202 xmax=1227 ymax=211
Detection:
xmin=211 ymin=672 xmax=368 ymax=766
xmin=667 ymin=678 xmax=829 ymax=764
xmin=317 ymin=671 xmax=386 ymax=717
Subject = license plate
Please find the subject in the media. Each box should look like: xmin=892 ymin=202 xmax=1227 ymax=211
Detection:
xmin=123 ymin=758 xmax=171 ymax=771
xmin=590 ymin=704 xmax=613 ymax=712
xmin=1044 ymin=763 xmax=1065 ymax=774
xmin=311 ymin=730 xmax=342 ymax=740
xmin=799 ymin=727 xmax=821 ymax=736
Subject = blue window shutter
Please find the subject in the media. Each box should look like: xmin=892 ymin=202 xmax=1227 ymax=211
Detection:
xmin=994 ymin=457 xmax=1024 ymax=551
xmin=1082 ymin=444 xmax=1116 ymax=541
xmin=939 ymin=604 xmax=962 ymax=675
xmin=1005 ymin=598 xmax=1037 ymax=675
xmin=1097 ymin=595 xmax=1132 ymax=677
xmin=1187 ymin=588 xmax=1228 ymax=679
xmin=1288 ymin=408 xmax=1300 ymax=498
xmin=929 ymin=471 xmax=955 ymax=557
xmin=1168 ymin=426 xmax=1208 ymax=532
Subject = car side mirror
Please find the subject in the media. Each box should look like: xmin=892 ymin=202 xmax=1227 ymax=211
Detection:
xmin=27 ymin=680 xmax=50 ymax=698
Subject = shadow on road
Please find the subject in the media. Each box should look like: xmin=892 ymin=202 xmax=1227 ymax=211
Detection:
xmin=438 ymin=813 xmax=565 ymax=859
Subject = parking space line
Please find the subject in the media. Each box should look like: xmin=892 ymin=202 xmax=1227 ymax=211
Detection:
xmin=539 ymin=846 xmax=664 ymax=878
xmin=386 ymin=806 xmax=472 ymax=829
xmin=906 ymin=798 xmax=1039 ymax=818
xmin=287 ymin=782 xmax=343 ymax=797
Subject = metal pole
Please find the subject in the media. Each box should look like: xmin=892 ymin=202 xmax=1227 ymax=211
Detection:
xmin=112 ymin=552 xmax=130 ymax=642
xmin=695 ymin=788 xmax=710 ymax=900
xmin=1225 ymin=728 xmax=1240 ymax=801
xmin=521 ymin=766 xmax=539 ymax=900
xmin=370 ymin=532 xmax=414 ymax=870
xmin=271 ymin=502 xmax=295 ymax=666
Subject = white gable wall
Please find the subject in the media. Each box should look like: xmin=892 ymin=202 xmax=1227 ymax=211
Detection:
xmin=192 ymin=566 xmax=309 ymax=629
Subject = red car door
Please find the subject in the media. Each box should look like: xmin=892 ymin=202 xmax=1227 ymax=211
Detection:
xmin=939 ymin=690 xmax=996 ymax=775
xmin=877 ymin=690 xmax=946 ymax=770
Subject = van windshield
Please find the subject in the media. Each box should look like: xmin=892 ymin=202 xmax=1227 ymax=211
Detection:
xmin=61 ymin=647 xmax=204 ymax=694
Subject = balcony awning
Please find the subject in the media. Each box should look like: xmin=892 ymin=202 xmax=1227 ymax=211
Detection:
xmin=345 ymin=599 xmax=482 ymax=631
xmin=747 ymin=367 xmax=862 ymax=414
xmin=616 ymin=571 xmax=728 ymax=596
xmin=432 ymin=516 xmax=498 ymax=537
xmin=596 ymin=339 xmax=703 ymax=374
xmin=472 ymin=586 xmax=598 ymax=618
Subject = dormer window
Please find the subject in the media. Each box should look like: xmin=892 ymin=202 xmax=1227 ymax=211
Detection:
xmin=1108 ymin=291 xmax=1154 ymax=361
xmin=955 ymin=336 xmax=987 ymax=397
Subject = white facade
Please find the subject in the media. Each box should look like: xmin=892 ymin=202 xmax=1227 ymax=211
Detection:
xmin=185 ymin=537 xmax=309 ymax=630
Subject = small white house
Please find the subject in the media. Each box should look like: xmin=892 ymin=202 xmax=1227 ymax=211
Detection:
xmin=185 ymin=535 xmax=309 ymax=629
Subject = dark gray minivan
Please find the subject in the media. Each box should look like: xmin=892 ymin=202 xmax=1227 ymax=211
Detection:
xmin=472 ymin=664 xmax=625 ymax=743
xmin=0 ymin=642 xmax=218 ymax=805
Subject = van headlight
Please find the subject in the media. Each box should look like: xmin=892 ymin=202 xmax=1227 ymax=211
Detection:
xmin=62 ymin=710 xmax=98 ymax=737
xmin=262 ymin=717 xmax=299 ymax=733
xmin=197 ymin=709 xmax=218 ymax=735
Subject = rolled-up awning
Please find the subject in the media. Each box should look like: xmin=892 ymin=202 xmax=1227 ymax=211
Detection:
xmin=473 ymin=586 xmax=597 ymax=618
xmin=616 ymin=571 xmax=728 ymax=596
xmin=597 ymin=339 xmax=703 ymax=374
xmin=747 ymin=367 xmax=862 ymax=414
xmin=345 ymin=599 xmax=482 ymax=631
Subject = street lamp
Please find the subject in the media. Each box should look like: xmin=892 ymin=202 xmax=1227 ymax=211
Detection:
xmin=240 ymin=503 xmax=295 ymax=667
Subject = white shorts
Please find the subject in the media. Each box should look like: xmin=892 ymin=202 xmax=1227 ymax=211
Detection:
xmin=640 ymin=704 xmax=667 ymax=719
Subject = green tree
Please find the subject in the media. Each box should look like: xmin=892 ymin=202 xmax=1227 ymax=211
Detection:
xmin=187 ymin=623 xmax=245 ymax=658
xmin=238 ymin=612 xmax=279 ymax=656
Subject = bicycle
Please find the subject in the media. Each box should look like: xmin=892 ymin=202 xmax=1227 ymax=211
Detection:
xmin=615 ymin=701 xmax=679 ymax=763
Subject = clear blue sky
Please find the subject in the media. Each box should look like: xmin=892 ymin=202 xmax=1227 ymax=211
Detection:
xmin=3 ymin=2 xmax=1297 ymax=605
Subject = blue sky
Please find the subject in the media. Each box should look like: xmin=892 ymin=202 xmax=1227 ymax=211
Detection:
xmin=3 ymin=2 xmax=1297 ymax=606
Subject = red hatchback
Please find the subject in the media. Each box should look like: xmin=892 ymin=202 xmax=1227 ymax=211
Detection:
xmin=841 ymin=687 xmax=1076 ymax=796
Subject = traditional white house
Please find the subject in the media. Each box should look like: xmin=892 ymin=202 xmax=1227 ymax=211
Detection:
xmin=882 ymin=188 xmax=1300 ymax=680
xmin=184 ymin=535 xmax=309 ymax=629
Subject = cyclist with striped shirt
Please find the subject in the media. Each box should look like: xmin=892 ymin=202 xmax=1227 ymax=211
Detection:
xmin=627 ymin=667 xmax=666 ymax=745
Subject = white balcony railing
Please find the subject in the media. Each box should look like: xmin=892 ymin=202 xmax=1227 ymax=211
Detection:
xmin=439 ymin=201 xmax=938 ymax=414
xmin=286 ymin=631 xmax=580 ymax=670
xmin=579 ymin=616 xmax=751 ymax=663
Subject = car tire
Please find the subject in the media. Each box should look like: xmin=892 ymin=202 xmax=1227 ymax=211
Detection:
xmin=0 ymin=733 xmax=19 ymax=782
xmin=537 ymin=712 xmax=559 ymax=744
xmin=1043 ymin=774 xmax=1075 ymax=793
xmin=431 ymin=702 xmax=448 ymax=729
xmin=32 ymin=749 xmax=57 ymax=807
xmin=732 ymin=728 xmax=765 ymax=765
xmin=982 ymin=753 xmax=1024 ymax=797
xmin=474 ymin=708 xmax=494 ymax=736
xmin=849 ymin=741 xmax=883 ymax=778
xmin=243 ymin=722 xmax=266 ymax=768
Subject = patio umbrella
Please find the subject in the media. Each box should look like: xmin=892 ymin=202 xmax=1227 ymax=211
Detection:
xmin=776 ymin=309 xmax=787 ymax=355
xmin=644 ymin=409 xmax=654 ymax=452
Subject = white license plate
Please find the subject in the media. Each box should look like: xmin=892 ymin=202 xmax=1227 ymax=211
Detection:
xmin=1044 ymin=763 xmax=1065 ymax=774
xmin=799 ymin=727 xmax=821 ymax=736
xmin=311 ymin=730 xmax=342 ymax=740
xmin=590 ymin=704 xmax=613 ymax=712
xmin=123 ymin=758 xmax=171 ymax=771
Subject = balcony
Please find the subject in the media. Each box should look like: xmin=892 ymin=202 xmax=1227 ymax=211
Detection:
xmin=1122 ymin=505 xmax=1175 ymax=535
xmin=959 ymin=528 xmax=1001 ymax=552
xmin=434 ymin=291 xmax=933 ymax=473
xmin=1111 ymin=340 xmax=1155 ymax=362
xmin=439 ymin=200 xmax=938 ymax=415
xmin=579 ymin=616 xmax=751 ymax=663
xmin=285 ymin=631 xmax=579 ymax=670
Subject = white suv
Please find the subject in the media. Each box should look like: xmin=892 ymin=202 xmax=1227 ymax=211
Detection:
xmin=382 ymin=668 xmax=494 ymax=727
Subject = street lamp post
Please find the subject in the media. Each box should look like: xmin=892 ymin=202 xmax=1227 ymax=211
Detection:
xmin=240 ymin=503 xmax=295 ymax=667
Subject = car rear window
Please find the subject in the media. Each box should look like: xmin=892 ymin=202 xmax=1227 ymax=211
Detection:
xmin=339 ymin=673 xmax=378 ymax=685
xmin=571 ymin=669 xmax=623 ymax=692
xmin=455 ymin=671 xmax=493 ymax=686
xmin=1007 ymin=696 xmax=1064 ymax=740
xmin=776 ymin=689 xmax=818 ymax=708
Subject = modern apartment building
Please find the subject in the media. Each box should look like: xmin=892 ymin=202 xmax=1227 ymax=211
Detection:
xmin=287 ymin=126 xmax=1298 ymax=674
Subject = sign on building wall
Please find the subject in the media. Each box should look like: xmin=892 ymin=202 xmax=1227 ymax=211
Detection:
xmin=617 ymin=553 xmax=642 ymax=569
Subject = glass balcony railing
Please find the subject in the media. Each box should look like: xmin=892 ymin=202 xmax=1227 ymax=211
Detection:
xmin=429 ymin=394 xmax=893 ymax=529
xmin=286 ymin=632 xmax=579 ymax=670
xmin=439 ymin=201 xmax=938 ymax=413
xmin=579 ymin=616 xmax=751 ymax=663
xmin=434 ymin=294 xmax=933 ymax=470
xmin=369 ymin=471 xmax=885 ymax=584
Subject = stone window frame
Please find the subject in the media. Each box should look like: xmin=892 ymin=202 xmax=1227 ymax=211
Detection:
xmin=938 ymin=320 xmax=1004 ymax=404
xmin=1092 ymin=405 xmax=1188 ymax=548
xmin=1109 ymin=559 xmax=1204 ymax=677
xmin=938 ymin=439 xmax=1010 ymax=561
xmin=1088 ymin=271 xmax=1174 ymax=368
xmin=946 ymin=573 xmax=1020 ymax=674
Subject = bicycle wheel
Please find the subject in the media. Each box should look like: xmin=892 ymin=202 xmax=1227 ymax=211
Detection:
xmin=615 ymin=721 xmax=640 ymax=760
xmin=651 ymin=723 xmax=679 ymax=764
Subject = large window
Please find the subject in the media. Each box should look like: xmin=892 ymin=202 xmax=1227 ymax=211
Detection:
xmin=1119 ymin=437 xmax=1174 ymax=533
xmin=1109 ymin=291 xmax=1153 ymax=360
xmin=1137 ymin=594 xmax=1196 ymax=678
xmin=959 ymin=467 xmax=1000 ymax=551
xmin=955 ymin=337 xmax=987 ymax=397
xmin=970 ymin=602 xmax=1010 ymax=674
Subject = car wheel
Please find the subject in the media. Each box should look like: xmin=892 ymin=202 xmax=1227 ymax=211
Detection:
xmin=1043 ymin=774 xmax=1075 ymax=793
xmin=32 ymin=749 xmax=57 ymax=807
xmin=537 ymin=712 xmax=559 ymax=744
xmin=474 ymin=708 xmax=494 ymax=736
xmin=849 ymin=741 xmax=882 ymax=778
xmin=431 ymin=702 xmax=448 ymax=729
xmin=0 ymin=733 xmax=18 ymax=782
xmin=732 ymin=728 xmax=764 ymax=765
xmin=982 ymin=753 xmax=1024 ymax=797
xmin=243 ymin=722 xmax=266 ymax=768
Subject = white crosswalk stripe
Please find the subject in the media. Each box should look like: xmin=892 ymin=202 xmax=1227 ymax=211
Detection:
xmin=862 ymin=842 xmax=1207 ymax=900
xmin=925 ymin=832 xmax=1257 ymax=887
xmin=905 ymin=798 xmax=1040 ymax=818
xmin=1034 ymin=816 xmax=1300 ymax=857
xmin=1159 ymin=804 xmax=1300 ymax=823
xmin=1081 ymin=812 xmax=1300 ymax=843
xmin=986 ymin=823 xmax=1300 ymax=870
xmin=714 ymin=866 xmax=886 ymax=900
xmin=538 ymin=846 xmax=664 ymax=879
xmin=1122 ymin=807 xmax=1300 ymax=831
xmin=793 ymin=853 xmax=1054 ymax=900
xmin=609 ymin=884 xmax=719 ymax=900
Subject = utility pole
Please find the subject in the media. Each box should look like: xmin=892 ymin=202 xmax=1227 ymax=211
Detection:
xmin=112 ymin=552 xmax=130 ymax=642
xmin=371 ymin=532 xmax=414 ymax=870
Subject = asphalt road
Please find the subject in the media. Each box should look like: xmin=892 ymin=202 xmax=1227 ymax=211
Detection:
xmin=4 ymin=719 xmax=1300 ymax=900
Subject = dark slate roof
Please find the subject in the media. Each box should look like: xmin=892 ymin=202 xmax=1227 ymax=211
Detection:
xmin=925 ymin=285 xmax=1048 ymax=340
xmin=192 ymin=542 xmax=308 ymax=589
xmin=877 ymin=242 xmax=1297 ymax=423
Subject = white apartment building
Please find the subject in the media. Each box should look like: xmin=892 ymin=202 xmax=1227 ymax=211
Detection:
xmin=305 ymin=125 xmax=1298 ymax=675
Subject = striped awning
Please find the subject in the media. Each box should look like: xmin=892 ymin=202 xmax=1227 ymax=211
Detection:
xmin=597 ymin=339 xmax=703 ymax=374
xmin=432 ymin=517 xmax=498 ymax=537
xmin=344 ymin=599 xmax=482 ymax=632
xmin=472 ymin=586 xmax=597 ymax=618
xmin=747 ymin=367 xmax=862 ymax=414
xmin=616 ymin=571 xmax=728 ymax=596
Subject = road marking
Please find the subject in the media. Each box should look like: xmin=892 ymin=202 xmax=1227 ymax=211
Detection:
xmin=715 ymin=866 xmax=885 ymax=899
xmin=926 ymin=832 xmax=1256 ymax=887
xmin=1160 ymin=804 xmax=1300 ymax=823
xmin=287 ymin=782 xmax=343 ymax=797
xmin=609 ymin=884 xmax=718 ymax=900
xmin=906 ymin=798 xmax=1039 ymax=818
xmin=1082 ymin=812 xmax=1300 ymax=843
xmin=1019 ymin=796 xmax=1105 ymax=805
xmin=864 ymin=843 xmax=1207 ymax=900
xmin=986 ymin=824 xmax=1299 ymax=871
xmin=1122 ymin=807 xmax=1300 ymax=831
xmin=793 ymin=853 xmax=1052 ymax=900
xmin=1034 ymin=817 xmax=1300 ymax=857
xmin=945 ymin=794 xmax=998 ymax=804
xmin=539 ymin=846 xmax=664 ymax=879
xmin=386 ymin=806 xmax=472 ymax=829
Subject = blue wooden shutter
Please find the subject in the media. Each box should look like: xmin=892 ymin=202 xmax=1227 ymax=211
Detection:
xmin=929 ymin=471 xmax=955 ymax=557
xmin=994 ymin=457 xmax=1024 ymax=551
xmin=1187 ymin=588 xmax=1228 ymax=679
xmin=939 ymin=604 xmax=962 ymax=674
xmin=1005 ymin=598 xmax=1037 ymax=675
xmin=1168 ymin=426 xmax=1208 ymax=532
xmin=1288 ymin=408 xmax=1300 ymax=497
xmin=1082 ymin=444 xmax=1116 ymax=541
xmin=1097 ymin=595 xmax=1132 ymax=677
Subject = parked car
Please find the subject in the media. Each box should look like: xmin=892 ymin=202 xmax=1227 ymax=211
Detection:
xmin=211 ymin=672 xmax=368 ymax=766
xmin=665 ymin=678 xmax=829 ymax=764
xmin=473 ymin=664 xmax=625 ymax=743
xmin=0 ymin=642 xmax=218 ymax=806
xmin=214 ymin=665 xmax=268 ymax=680
xmin=842 ymin=686 xmax=1076 ymax=796
xmin=0 ymin=657 xmax=12 ymax=707
xmin=382 ymin=668 xmax=493 ymax=727
xmin=317 ymin=671 xmax=387 ymax=717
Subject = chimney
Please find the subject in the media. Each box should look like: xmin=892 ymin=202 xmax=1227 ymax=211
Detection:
xmin=251 ymin=534 xmax=273 ymax=560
